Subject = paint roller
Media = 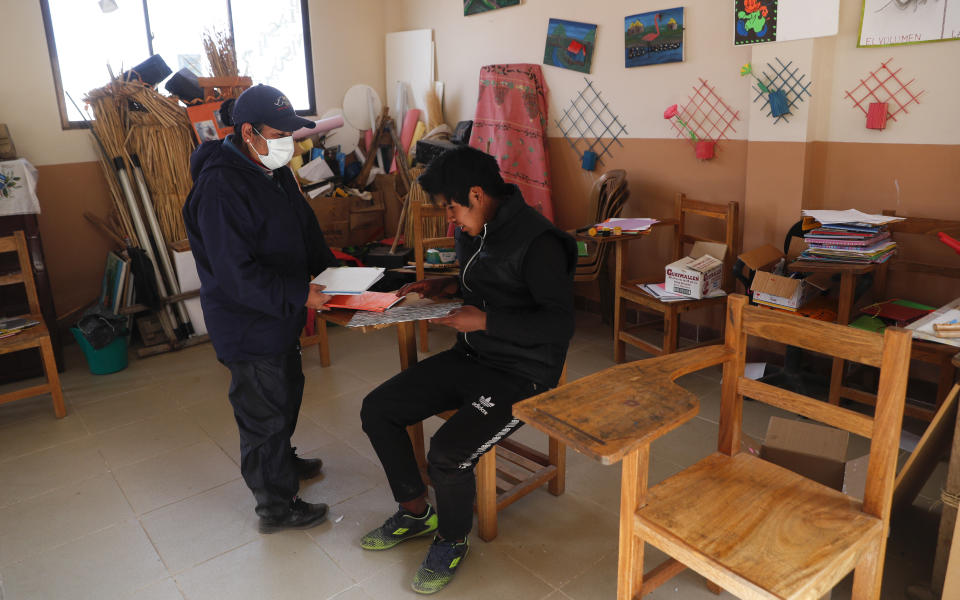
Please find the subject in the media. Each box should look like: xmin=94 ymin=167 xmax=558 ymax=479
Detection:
xmin=293 ymin=115 xmax=345 ymax=141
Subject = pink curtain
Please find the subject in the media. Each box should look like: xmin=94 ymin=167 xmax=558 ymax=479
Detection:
xmin=469 ymin=64 xmax=554 ymax=222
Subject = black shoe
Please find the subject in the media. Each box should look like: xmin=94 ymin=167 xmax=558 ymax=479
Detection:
xmin=258 ymin=497 xmax=329 ymax=534
xmin=291 ymin=447 xmax=323 ymax=480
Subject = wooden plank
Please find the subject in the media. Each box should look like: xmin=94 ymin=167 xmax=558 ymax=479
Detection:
xmin=494 ymin=466 xmax=557 ymax=511
xmin=548 ymin=437 xmax=566 ymax=496
xmin=640 ymin=559 xmax=687 ymax=597
xmin=893 ymin=383 xmax=958 ymax=511
xmin=738 ymin=379 xmax=874 ymax=439
xmin=741 ymin=304 xmax=884 ymax=368
xmin=0 ymin=383 xmax=52 ymax=405
xmin=0 ymin=271 xmax=25 ymax=286
xmin=514 ymin=344 xmax=726 ymax=464
xmin=498 ymin=439 xmax=549 ymax=465
xmin=718 ymin=295 xmax=747 ymax=456
xmin=839 ymin=385 xmax=935 ymax=422
xmin=477 ymin=451 xmax=497 ymax=541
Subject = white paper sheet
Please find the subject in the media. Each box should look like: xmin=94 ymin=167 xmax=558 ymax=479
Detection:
xmin=311 ymin=267 xmax=384 ymax=295
xmin=347 ymin=302 xmax=460 ymax=328
xmin=801 ymin=209 xmax=906 ymax=226
xmin=906 ymin=297 xmax=960 ymax=349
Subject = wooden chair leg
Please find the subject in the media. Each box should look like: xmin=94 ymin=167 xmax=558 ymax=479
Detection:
xmin=317 ymin=317 xmax=331 ymax=368
xmin=705 ymin=580 xmax=724 ymax=595
xmin=476 ymin=448 xmax=497 ymax=542
xmin=548 ymin=437 xmax=566 ymax=496
xmin=418 ymin=320 xmax=430 ymax=353
xmin=850 ymin=543 xmax=884 ymax=600
xmin=41 ymin=337 xmax=65 ymax=419
xmin=663 ymin=309 xmax=678 ymax=355
xmin=614 ymin=294 xmax=626 ymax=364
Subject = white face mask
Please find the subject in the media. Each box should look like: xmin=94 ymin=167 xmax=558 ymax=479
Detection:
xmin=250 ymin=129 xmax=295 ymax=170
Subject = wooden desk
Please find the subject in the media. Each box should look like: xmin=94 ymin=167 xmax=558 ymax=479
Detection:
xmin=514 ymin=344 xmax=731 ymax=600
xmin=787 ymin=260 xmax=888 ymax=407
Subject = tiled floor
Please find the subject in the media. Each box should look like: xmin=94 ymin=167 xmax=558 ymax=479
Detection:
xmin=0 ymin=312 xmax=942 ymax=599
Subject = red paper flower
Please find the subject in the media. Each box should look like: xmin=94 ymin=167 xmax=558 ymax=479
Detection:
xmin=663 ymin=104 xmax=679 ymax=119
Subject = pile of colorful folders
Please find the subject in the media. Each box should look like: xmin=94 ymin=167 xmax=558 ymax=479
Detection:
xmin=800 ymin=222 xmax=897 ymax=264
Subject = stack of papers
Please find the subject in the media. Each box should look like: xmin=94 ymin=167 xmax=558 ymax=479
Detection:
xmin=325 ymin=291 xmax=404 ymax=312
xmin=798 ymin=215 xmax=899 ymax=264
xmin=598 ymin=217 xmax=659 ymax=232
xmin=0 ymin=316 xmax=40 ymax=340
xmin=311 ymin=267 xmax=384 ymax=295
xmin=637 ymin=282 xmax=726 ymax=302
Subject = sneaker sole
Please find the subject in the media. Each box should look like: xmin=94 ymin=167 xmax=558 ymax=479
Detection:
xmin=258 ymin=511 xmax=329 ymax=534
xmin=360 ymin=525 xmax=437 ymax=551
xmin=411 ymin=547 xmax=468 ymax=595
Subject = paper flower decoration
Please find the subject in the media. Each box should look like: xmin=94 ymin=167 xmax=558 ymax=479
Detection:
xmin=662 ymin=104 xmax=698 ymax=142
xmin=740 ymin=62 xmax=770 ymax=94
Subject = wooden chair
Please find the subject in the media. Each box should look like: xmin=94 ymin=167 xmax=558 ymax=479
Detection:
xmin=614 ymin=193 xmax=739 ymax=362
xmin=826 ymin=210 xmax=960 ymax=421
xmin=421 ymin=365 xmax=567 ymax=542
xmin=0 ymin=231 xmax=65 ymax=418
xmin=631 ymin=295 xmax=909 ymax=599
xmin=411 ymin=201 xmax=456 ymax=353
xmin=574 ymin=169 xmax=629 ymax=282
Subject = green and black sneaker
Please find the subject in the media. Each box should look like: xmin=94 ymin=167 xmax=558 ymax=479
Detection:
xmin=411 ymin=535 xmax=469 ymax=595
xmin=360 ymin=504 xmax=438 ymax=550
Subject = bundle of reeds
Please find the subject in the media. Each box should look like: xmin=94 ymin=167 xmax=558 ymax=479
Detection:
xmin=85 ymin=78 xmax=196 ymax=246
xmin=203 ymin=29 xmax=245 ymax=99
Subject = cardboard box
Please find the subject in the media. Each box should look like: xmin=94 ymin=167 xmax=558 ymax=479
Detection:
xmin=761 ymin=416 xmax=849 ymax=490
xmin=738 ymin=244 xmax=784 ymax=273
xmin=664 ymin=241 xmax=728 ymax=299
xmin=750 ymin=271 xmax=831 ymax=311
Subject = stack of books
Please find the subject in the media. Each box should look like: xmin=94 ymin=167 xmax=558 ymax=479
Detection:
xmin=636 ymin=282 xmax=726 ymax=302
xmin=800 ymin=223 xmax=897 ymax=264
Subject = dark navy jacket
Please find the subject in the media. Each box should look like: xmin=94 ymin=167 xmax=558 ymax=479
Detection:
xmin=182 ymin=135 xmax=336 ymax=363
xmin=454 ymin=187 xmax=576 ymax=387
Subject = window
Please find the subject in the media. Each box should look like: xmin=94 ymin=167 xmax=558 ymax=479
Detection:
xmin=39 ymin=0 xmax=316 ymax=129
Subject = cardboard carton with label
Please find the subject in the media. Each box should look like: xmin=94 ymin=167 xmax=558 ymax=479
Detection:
xmin=664 ymin=241 xmax=728 ymax=299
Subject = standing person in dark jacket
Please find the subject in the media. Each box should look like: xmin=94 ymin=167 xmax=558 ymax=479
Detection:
xmin=183 ymin=84 xmax=337 ymax=533
xmin=359 ymin=146 xmax=576 ymax=594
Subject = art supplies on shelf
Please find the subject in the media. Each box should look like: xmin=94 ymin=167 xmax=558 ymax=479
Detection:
xmin=581 ymin=217 xmax=659 ymax=237
xmin=310 ymin=266 xmax=384 ymax=295
xmin=906 ymin=297 xmax=960 ymax=348
xmin=859 ymin=299 xmax=933 ymax=327
xmin=324 ymin=291 xmax=404 ymax=313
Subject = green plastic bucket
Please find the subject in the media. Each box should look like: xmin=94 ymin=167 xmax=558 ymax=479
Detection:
xmin=71 ymin=328 xmax=128 ymax=375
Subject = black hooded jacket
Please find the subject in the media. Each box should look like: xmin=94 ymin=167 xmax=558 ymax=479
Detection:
xmin=182 ymin=135 xmax=336 ymax=362
xmin=454 ymin=187 xmax=576 ymax=387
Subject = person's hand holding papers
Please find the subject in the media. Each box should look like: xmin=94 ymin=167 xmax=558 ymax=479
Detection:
xmin=396 ymin=276 xmax=458 ymax=299
xmin=305 ymin=284 xmax=332 ymax=311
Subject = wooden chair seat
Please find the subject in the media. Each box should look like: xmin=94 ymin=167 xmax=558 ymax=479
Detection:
xmin=0 ymin=316 xmax=49 ymax=355
xmin=637 ymin=452 xmax=882 ymax=600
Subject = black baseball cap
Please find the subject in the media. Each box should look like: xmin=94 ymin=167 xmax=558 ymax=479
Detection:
xmin=231 ymin=84 xmax=313 ymax=132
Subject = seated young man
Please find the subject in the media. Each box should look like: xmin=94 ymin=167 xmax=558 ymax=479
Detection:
xmin=359 ymin=146 xmax=576 ymax=594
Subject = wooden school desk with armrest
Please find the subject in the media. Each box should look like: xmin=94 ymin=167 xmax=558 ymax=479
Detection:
xmin=516 ymin=294 xmax=911 ymax=600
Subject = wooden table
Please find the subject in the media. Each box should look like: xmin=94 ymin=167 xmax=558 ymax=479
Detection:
xmin=513 ymin=344 xmax=731 ymax=600
xmin=786 ymin=260 xmax=888 ymax=407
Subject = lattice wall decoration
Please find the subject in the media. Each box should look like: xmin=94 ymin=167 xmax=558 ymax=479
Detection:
xmin=844 ymin=58 xmax=924 ymax=131
xmin=555 ymin=78 xmax=628 ymax=171
xmin=663 ymin=78 xmax=740 ymax=160
xmin=741 ymin=58 xmax=812 ymax=124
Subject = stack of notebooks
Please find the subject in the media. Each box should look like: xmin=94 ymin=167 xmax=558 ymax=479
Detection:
xmin=800 ymin=223 xmax=897 ymax=264
xmin=0 ymin=316 xmax=40 ymax=339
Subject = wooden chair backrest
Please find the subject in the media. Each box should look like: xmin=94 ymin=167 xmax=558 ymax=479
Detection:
xmin=576 ymin=171 xmax=629 ymax=280
xmin=0 ymin=231 xmax=41 ymax=315
xmin=411 ymin=201 xmax=455 ymax=282
xmin=882 ymin=209 xmax=960 ymax=280
xmin=674 ymin=193 xmax=740 ymax=291
xmin=720 ymin=294 xmax=911 ymax=521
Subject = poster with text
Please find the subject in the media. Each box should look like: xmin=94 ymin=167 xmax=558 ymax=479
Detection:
xmin=859 ymin=0 xmax=960 ymax=47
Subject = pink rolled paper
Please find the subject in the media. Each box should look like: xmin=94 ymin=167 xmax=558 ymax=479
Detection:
xmin=391 ymin=109 xmax=422 ymax=173
xmin=293 ymin=115 xmax=345 ymax=140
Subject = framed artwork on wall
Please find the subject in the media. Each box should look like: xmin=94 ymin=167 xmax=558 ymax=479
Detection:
xmin=625 ymin=7 xmax=685 ymax=67
xmin=543 ymin=18 xmax=598 ymax=74
xmin=463 ymin=0 xmax=520 ymax=17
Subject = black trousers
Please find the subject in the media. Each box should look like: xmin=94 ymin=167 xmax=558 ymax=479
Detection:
xmin=361 ymin=349 xmax=541 ymax=540
xmin=223 ymin=346 xmax=304 ymax=518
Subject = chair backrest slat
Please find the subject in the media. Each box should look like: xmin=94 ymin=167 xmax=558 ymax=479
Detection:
xmin=738 ymin=379 xmax=874 ymax=438
xmin=675 ymin=194 xmax=740 ymax=290
xmin=0 ymin=231 xmax=41 ymax=315
xmin=722 ymin=294 xmax=912 ymax=523
xmin=740 ymin=305 xmax=884 ymax=367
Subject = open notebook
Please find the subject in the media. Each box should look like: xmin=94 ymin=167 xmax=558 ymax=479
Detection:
xmin=311 ymin=267 xmax=384 ymax=295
